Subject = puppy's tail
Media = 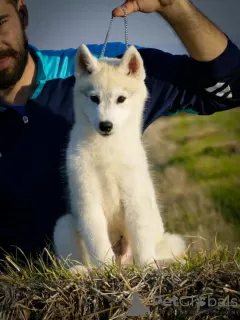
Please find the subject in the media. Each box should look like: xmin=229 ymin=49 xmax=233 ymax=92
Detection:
xmin=156 ymin=232 xmax=186 ymax=262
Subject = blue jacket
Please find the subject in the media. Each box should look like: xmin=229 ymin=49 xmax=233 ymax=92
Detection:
xmin=0 ymin=40 xmax=240 ymax=258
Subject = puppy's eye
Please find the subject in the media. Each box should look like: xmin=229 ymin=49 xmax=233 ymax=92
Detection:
xmin=117 ymin=96 xmax=126 ymax=103
xmin=90 ymin=95 xmax=100 ymax=104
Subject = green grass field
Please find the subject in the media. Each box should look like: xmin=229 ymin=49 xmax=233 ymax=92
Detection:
xmin=144 ymin=108 xmax=240 ymax=249
xmin=166 ymin=109 xmax=240 ymax=230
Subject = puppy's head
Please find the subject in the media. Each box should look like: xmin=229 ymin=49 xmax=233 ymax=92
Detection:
xmin=74 ymin=44 xmax=148 ymax=135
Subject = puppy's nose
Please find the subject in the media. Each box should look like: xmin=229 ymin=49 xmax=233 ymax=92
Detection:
xmin=99 ymin=121 xmax=113 ymax=133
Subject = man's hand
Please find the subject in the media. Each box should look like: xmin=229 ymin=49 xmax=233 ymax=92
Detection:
xmin=112 ymin=0 xmax=228 ymax=62
xmin=112 ymin=0 xmax=176 ymax=16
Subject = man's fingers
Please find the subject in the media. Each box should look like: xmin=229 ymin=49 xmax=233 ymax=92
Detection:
xmin=112 ymin=1 xmax=139 ymax=17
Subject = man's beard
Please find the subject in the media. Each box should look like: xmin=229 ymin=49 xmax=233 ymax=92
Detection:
xmin=0 ymin=31 xmax=29 ymax=91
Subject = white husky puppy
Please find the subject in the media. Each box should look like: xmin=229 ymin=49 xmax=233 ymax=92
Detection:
xmin=53 ymin=44 xmax=186 ymax=272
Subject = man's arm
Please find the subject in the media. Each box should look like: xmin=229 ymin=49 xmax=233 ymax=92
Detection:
xmin=136 ymin=40 xmax=240 ymax=128
xmin=113 ymin=0 xmax=240 ymax=122
xmin=53 ymin=38 xmax=240 ymax=123
xmin=159 ymin=0 xmax=228 ymax=62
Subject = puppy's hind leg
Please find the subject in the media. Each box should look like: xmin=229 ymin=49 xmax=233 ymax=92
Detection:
xmin=53 ymin=214 xmax=90 ymax=274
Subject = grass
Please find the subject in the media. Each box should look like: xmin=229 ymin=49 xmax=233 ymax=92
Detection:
xmin=166 ymin=109 xmax=240 ymax=178
xmin=147 ymin=108 xmax=240 ymax=245
xmin=0 ymin=246 xmax=239 ymax=319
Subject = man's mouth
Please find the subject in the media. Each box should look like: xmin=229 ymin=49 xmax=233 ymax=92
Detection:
xmin=0 ymin=56 xmax=11 ymax=68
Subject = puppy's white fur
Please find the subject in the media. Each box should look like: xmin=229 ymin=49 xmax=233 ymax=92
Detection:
xmin=54 ymin=44 xmax=186 ymax=272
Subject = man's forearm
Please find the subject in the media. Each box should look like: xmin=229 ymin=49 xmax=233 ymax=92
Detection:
xmin=160 ymin=0 xmax=228 ymax=61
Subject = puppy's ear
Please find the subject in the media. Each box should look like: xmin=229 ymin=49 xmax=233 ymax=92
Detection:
xmin=119 ymin=45 xmax=146 ymax=81
xmin=75 ymin=44 xmax=98 ymax=75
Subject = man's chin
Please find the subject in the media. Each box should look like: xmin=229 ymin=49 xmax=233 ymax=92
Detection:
xmin=0 ymin=64 xmax=26 ymax=90
xmin=0 ymin=74 xmax=18 ymax=90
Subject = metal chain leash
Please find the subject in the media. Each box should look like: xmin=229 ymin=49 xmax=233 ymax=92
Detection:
xmin=100 ymin=6 xmax=129 ymax=58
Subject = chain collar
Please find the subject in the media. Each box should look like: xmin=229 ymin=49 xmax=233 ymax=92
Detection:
xmin=100 ymin=6 xmax=129 ymax=58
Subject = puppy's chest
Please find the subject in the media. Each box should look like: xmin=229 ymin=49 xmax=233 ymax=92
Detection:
xmin=96 ymin=165 xmax=122 ymax=215
xmin=96 ymin=161 xmax=121 ymax=191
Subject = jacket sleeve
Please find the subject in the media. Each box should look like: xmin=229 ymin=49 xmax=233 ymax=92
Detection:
xmin=138 ymin=37 xmax=240 ymax=127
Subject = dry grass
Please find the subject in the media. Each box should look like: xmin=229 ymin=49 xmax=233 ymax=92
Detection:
xmin=0 ymin=246 xmax=239 ymax=320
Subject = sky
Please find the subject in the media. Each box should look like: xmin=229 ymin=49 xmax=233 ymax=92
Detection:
xmin=25 ymin=0 xmax=240 ymax=55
